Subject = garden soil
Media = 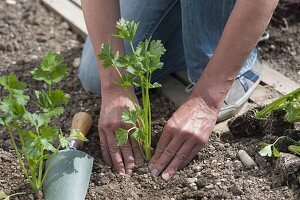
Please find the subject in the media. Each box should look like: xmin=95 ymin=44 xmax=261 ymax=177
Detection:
xmin=0 ymin=1 xmax=299 ymax=199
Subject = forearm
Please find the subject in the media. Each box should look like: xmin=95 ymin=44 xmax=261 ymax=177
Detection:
xmin=81 ymin=0 xmax=125 ymax=93
xmin=191 ymin=0 xmax=278 ymax=110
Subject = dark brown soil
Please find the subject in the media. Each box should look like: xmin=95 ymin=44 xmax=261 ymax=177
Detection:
xmin=0 ymin=1 xmax=299 ymax=200
xmin=228 ymin=108 xmax=294 ymax=138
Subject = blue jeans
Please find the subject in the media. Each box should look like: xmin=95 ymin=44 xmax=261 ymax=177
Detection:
xmin=78 ymin=0 xmax=257 ymax=95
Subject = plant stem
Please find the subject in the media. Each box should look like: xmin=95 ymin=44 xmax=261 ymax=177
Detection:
xmin=256 ymin=88 xmax=300 ymax=118
xmin=8 ymin=192 xmax=26 ymax=197
xmin=6 ymin=126 xmax=29 ymax=180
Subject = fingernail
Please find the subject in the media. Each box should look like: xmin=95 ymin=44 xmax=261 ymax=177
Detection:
xmin=126 ymin=169 xmax=132 ymax=175
xmin=162 ymin=172 xmax=170 ymax=181
xmin=148 ymin=164 xmax=153 ymax=170
xmin=150 ymin=168 xmax=159 ymax=176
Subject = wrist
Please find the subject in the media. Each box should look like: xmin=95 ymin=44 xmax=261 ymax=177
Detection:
xmin=189 ymin=70 xmax=232 ymax=111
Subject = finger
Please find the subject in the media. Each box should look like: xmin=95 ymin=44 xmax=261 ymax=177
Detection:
xmin=120 ymin=140 xmax=135 ymax=175
xmin=161 ymin=141 xmax=194 ymax=181
xmin=149 ymin=136 xmax=184 ymax=176
xmin=130 ymin=136 xmax=144 ymax=167
xmin=179 ymin=144 xmax=203 ymax=170
xmin=99 ymin=128 xmax=112 ymax=165
xmin=149 ymin=125 xmax=174 ymax=167
xmin=106 ymin=130 xmax=125 ymax=174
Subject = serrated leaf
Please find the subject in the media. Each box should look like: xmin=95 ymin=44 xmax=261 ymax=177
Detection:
xmin=59 ymin=132 xmax=69 ymax=148
xmin=114 ymin=18 xmax=139 ymax=41
xmin=22 ymin=130 xmax=42 ymax=160
xmin=288 ymin=145 xmax=300 ymax=155
xmin=49 ymin=89 xmax=68 ymax=107
xmin=259 ymin=144 xmax=273 ymax=157
xmin=115 ymin=128 xmax=129 ymax=146
xmin=35 ymin=90 xmax=51 ymax=109
xmin=40 ymin=51 xmax=64 ymax=71
xmin=23 ymin=113 xmax=50 ymax=128
xmin=12 ymin=93 xmax=29 ymax=105
xmin=11 ymin=102 xmax=26 ymax=117
xmin=32 ymin=51 xmax=69 ymax=84
xmin=121 ymin=109 xmax=138 ymax=125
xmin=40 ymin=138 xmax=57 ymax=153
xmin=0 ymin=73 xmax=27 ymax=91
xmin=69 ymin=129 xmax=88 ymax=142
xmin=272 ymin=146 xmax=281 ymax=158
xmin=45 ymin=107 xmax=64 ymax=118
xmin=41 ymin=127 xmax=58 ymax=142
xmin=131 ymin=128 xmax=145 ymax=141
xmin=98 ymin=44 xmax=114 ymax=67
xmin=149 ymin=40 xmax=166 ymax=59
xmin=0 ymin=98 xmax=10 ymax=113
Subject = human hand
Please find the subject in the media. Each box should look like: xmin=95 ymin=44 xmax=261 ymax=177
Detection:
xmin=98 ymin=88 xmax=144 ymax=175
xmin=148 ymin=97 xmax=218 ymax=180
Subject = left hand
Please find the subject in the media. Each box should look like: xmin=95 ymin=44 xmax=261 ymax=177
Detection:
xmin=148 ymin=97 xmax=218 ymax=181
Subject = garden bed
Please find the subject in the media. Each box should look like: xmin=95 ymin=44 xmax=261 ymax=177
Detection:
xmin=0 ymin=1 xmax=299 ymax=199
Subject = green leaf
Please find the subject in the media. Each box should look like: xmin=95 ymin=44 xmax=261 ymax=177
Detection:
xmin=22 ymin=130 xmax=42 ymax=160
xmin=12 ymin=93 xmax=29 ymax=106
xmin=147 ymin=82 xmax=162 ymax=89
xmin=59 ymin=132 xmax=69 ymax=149
xmin=98 ymin=44 xmax=115 ymax=68
xmin=149 ymin=40 xmax=166 ymax=59
xmin=41 ymin=127 xmax=58 ymax=142
xmin=288 ymin=145 xmax=300 ymax=155
xmin=32 ymin=51 xmax=69 ymax=84
xmin=121 ymin=110 xmax=138 ymax=125
xmin=0 ymin=189 xmax=8 ymax=200
xmin=114 ymin=18 xmax=139 ymax=41
xmin=35 ymin=90 xmax=51 ymax=109
xmin=0 ymin=98 xmax=10 ymax=113
xmin=49 ymin=89 xmax=68 ymax=107
xmin=45 ymin=107 xmax=64 ymax=118
xmin=23 ymin=113 xmax=50 ymax=128
xmin=131 ymin=128 xmax=145 ymax=141
xmin=259 ymin=144 xmax=273 ymax=157
xmin=0 ymin=73 xmax=27 ymax=91
xmin=115 ymin=128 xmax=129 ymax=146
xmin=272 ymin=146 xmax=281 ymax=158
xmin=69 ymin=129 xmax=88 ymax=142
xmin=258 ymin=141 xmax=270 ymax=148
xmin=286 ymin=103 xmax=300 ymax=123
xmin=11 ymin=102 xmax=26 ymax=117
xmin=0 ymin=114 xmax=12 ymax=126
xmin=40 ymin=138 xmax=58 ymax=153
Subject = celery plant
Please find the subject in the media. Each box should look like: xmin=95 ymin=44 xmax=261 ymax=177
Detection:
xmin=0 ymin=52 xmax=86 ymax=190
xmin=98 ymin=19 xmax=166 ymax=161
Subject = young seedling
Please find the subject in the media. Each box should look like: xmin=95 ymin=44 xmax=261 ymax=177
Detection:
xmin=256 ymin=87 xmax=300 ymax=157
xmin=98 ymin=19 xmax=166 ymax=161
xmin=0 ymin=189 xmax=26 ymax=200
xmin=0 ymin=52 xmax=86 ymax=190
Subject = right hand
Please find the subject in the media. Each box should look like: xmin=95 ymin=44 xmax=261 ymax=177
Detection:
xmin=98 ymin=88 xmax=144 ymax=175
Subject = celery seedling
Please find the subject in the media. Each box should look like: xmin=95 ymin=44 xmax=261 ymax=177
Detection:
xmin=0 ymin=52 xmax=85 ymax=190
xmin=98 ymin=19 xmax=166 ymax=161
xmin=256 ymin=87 xmax=300 ymax=157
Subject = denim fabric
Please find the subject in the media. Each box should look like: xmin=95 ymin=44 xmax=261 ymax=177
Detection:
xmin=78 ymin=0 xmax=257 ymax=95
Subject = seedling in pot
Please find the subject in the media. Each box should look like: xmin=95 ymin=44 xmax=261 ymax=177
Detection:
xmin=98 ymin=19 xmax=166 ymax=161
xmin=0 ymin=52 xmax=86 ymax=191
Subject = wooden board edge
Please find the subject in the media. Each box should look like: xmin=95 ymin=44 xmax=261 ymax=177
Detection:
xmin=42 ymin=0 xmax=87 ymax=38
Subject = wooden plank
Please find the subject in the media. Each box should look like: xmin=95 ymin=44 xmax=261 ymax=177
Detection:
xmin=261 ymin=62 xmax=299 ymax=95
xmin=42 ymin=0 xmax=87 ymax=38
xmin=71 ymin=0 xmax=81 ymax=7
xmin=158 ymin=76 xmax=189 ymax=107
